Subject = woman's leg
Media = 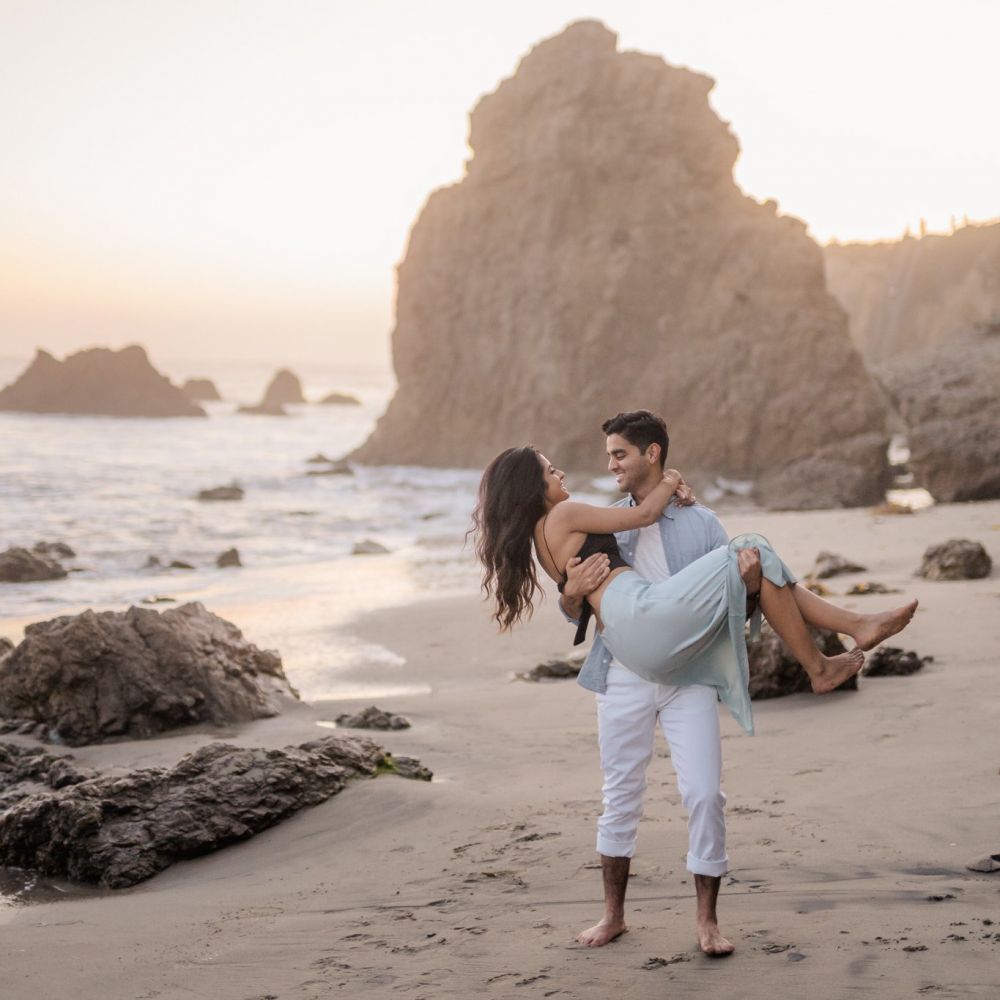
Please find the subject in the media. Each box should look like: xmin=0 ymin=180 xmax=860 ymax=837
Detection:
xmin=791 ymin=586 xmax=918 ymax=651
xmin=758 ymin=579 xmax=864 ymax=693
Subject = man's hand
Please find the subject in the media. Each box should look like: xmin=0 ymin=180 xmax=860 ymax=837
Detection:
xmin=560 ymin=552 xmax=611 ymax=620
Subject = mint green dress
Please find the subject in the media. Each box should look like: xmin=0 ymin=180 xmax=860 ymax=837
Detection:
xmin=599 ymin=532 xmax=797 ymax=735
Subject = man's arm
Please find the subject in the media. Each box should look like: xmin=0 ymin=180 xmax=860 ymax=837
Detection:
xmin=558 ymin=553 xmax=611 ymax=622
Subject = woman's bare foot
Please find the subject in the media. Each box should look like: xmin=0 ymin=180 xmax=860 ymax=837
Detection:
xmin=697 ymin=919 xmax=735 ymax=957
xmin=852 ymin=599 xmax=919 ymax=651
xmin=809 ymin=648 xmax=865 ymax=693
xmin=576 ymin=916 xmax=627 ymax=947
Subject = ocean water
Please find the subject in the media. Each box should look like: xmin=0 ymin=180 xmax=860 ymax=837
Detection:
xmin=0 ymin=355 xmax=487 ymax=700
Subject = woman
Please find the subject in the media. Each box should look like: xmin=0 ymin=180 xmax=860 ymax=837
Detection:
xmin=472 ymin=446 xmax=918 ymax=734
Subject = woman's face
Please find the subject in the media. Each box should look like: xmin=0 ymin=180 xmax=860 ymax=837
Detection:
xmin=537 ymin=453 xmax=569 ymax=508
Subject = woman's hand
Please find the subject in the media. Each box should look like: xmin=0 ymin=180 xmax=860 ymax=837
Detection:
xmin=662 ymin=468 xmax=682 ymax=491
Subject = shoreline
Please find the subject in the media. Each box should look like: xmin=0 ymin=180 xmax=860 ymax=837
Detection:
xmin=1 ymin=500 xmax=998 ymax=998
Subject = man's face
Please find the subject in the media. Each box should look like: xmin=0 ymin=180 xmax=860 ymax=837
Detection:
xmin=606 ymin=433 xmax=660 ymax=496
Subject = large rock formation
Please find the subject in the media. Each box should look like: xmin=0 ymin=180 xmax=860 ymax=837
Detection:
xmin=0 ymin=736 xmax=431 ymax=888
xmin=352 ymin=20 xmax=890 ymax=509
xmin=824 ymin=221 xmax=1000 ymax=364
xmin=874 ymin=332 xmax=1000 ymax=501
xmin=824 ymin=223 xmax=1000 ymax=501
xmin=0 ymin=602 xmax=298 ymax=745
xmin=0 ymin=345 xmax=205 ymax=417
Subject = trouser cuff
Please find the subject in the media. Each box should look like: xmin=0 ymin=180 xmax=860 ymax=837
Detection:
xmin=686 ymin=852 xmax=729 ymax=877
xmin=596 ymin=835 xmax=636 ymax=859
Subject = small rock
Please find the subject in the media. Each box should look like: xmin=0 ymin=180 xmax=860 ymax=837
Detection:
xmin=518 ymin=654 xmax=585 ymax=682
xmin=352 ymin=539 xmax=389 ymax=555
xmin=168 ymin=560 xmax=195 ymax=570
xmin=863 ymin=647 xmax=932 ymax=677
xmin=335 ymin=706 xmax=411 ymax=730
xmin=197 ymin=485 xmax=244 ymax=501
xmin=143 ymin=555 xmax=162 ymax=568
xmin=306 ymin=452 xmax=336 ymax=464
xmin=813 ymin=551 xmax=867 ymax=579
xmin=845 ymin=581 xmax=901 ymax=595
xmin=0 ymin=547 xmax=68 ymax=583
xmin=0 ymin=638 xmax=13 ymax=658
xmin=918 ymin=539 xmax=992 ymax=580
xmin=389 ymin=755 xmax=433 ymax=781
xmin=318 ymin=391 xmax=361 ymax=406
xmin=306 ymin=459 xmax=353 ymax=477
xmin=32 ymin=541 xmax=75 ymax=559
xmin=216 ymin=548 xmax=242 ymax=568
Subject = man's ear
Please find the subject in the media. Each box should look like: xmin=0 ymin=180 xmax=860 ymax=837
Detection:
xmin=646 ymin=443 xmax=661 ymax=465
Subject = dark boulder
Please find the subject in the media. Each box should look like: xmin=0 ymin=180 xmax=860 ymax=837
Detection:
xmin=0 ymin=346 xmax=205 ymax=417
xmin=0 ymin=547 xmax=68 ymax=583
xmin=32 ymin=541 xmax=75 ymax=560
xmin=748 ymin=622 xmax=857 ymax=699
xmin=812 ymin=550 xmax=867 ymax=579
xmin=181 ymin=377 xmax=221 ymax=401
xmin=306 ymin=459 xmax=353 ymax=476
xmin=216 ymin=548 xmax=242 ymax=568
xmin=918 ymin=539 xmax=992 ymax=580
xmin=863 ymin=647 xmax=932 ymax=677
xmin=196 ymin=484 xmax=244 ymax=501
xmin=0 ymin=736 xmax=430 ymax=888
xmin=335 ymin=706 xmax=411 ymax=730
xmin=517 ymin=654 xmax=584 ymax=682
xmin=0 ymin=602 xmax=299 ymax=745
xmin=352 ymin=539 xmax=390 ymax=555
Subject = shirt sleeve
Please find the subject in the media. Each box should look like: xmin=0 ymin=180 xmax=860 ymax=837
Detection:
xmin=558 ymin=596 xmax=582 ymax=626
xmin=706 ymin=510 xmax=729 ymax=551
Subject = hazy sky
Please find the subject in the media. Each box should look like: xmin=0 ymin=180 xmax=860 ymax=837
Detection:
xmin=2 ymin=0 xmax=998 ymax=371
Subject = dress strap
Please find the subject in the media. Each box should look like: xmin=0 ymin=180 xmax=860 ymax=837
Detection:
xmin=538 ymin=514 xmax=566 ymax=583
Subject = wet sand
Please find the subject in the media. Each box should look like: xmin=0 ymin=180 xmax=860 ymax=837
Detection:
xmin=3 ymin=500 xmax=999 ymax=999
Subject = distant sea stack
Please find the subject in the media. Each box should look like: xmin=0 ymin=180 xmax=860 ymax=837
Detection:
xmin=238 ymin=368 xmax=305 ymax=416
xmin=0 ymin=346 xmax=205 ymax=418
xmin=825 ymin=222 xmax=1000 ymax=501
xmin=351 ymin=20 xmax=890 ymax=509
xmin=181 ymin=377 xmax=222 ymax=402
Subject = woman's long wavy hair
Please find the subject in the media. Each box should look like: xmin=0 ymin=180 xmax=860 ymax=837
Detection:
xmin=471 ymin=446 xmax=549 ymax=631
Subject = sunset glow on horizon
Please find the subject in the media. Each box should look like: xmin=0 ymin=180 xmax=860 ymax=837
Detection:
xmin=2 ymin=0 xmax=997 ymax=370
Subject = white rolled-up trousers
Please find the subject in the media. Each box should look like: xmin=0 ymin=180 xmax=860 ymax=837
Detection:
xmin=595 ymin=663 xmax=728 ymax=877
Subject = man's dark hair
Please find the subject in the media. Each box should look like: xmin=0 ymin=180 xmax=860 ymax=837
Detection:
xmin=601 ymin=410 xmax=669 ymax=467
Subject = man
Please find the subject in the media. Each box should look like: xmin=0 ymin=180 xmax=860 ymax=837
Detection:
xmin=560 ymin=410 xmax=759 ymax=956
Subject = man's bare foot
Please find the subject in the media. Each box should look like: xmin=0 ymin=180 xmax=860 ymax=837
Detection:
xmin=576 ymin=916 xmax=627 ymax=947
xmin=852 ymin=599 xmax=919 ymax=651
xmin=810 ymin=648 xmax=865 ymax=693
xmin=697 ymin=920 xmax=735 ymax=957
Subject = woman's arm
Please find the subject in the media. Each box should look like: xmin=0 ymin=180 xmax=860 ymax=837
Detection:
xmin=550 ymin=470 xmax=683 ymax=536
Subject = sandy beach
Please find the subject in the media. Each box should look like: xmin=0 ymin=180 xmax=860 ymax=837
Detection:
xmin=3 ymin=499 xmax=999 ymax=1000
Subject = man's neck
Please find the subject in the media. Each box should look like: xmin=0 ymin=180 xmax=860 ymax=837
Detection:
xmin=630 ymin=474 xmax=663 ymax=505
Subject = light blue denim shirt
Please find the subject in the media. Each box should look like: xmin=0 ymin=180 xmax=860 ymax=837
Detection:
xmin=565 ymin=499 xmax=729 ymax=694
